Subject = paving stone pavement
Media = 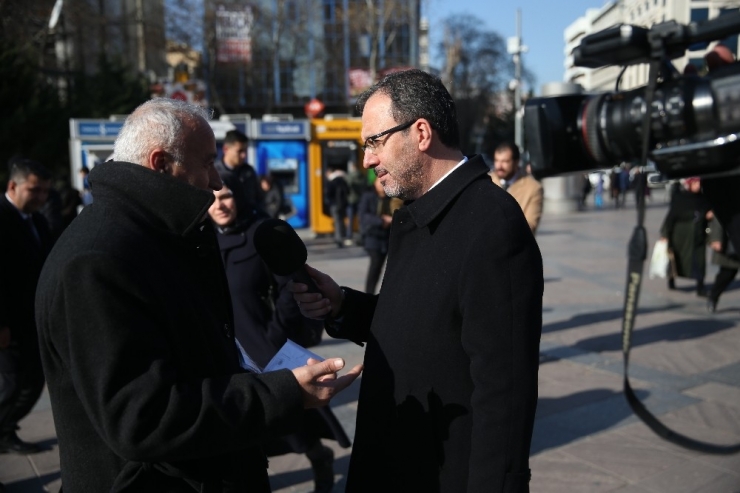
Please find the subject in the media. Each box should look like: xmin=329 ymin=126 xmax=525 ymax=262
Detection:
xmin=2 ymin=189 xmax=739 ymax=492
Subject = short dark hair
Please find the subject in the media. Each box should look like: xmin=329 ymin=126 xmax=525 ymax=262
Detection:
xmin=494 ymin=142 xmax=520 ymax=162
xmin=9 ymin=158 xmax=51 ymax=183
xmin=223 ymin=129 xmax=248 ymax=146
xmin=356 ymin=69 xmax=460 ymax=149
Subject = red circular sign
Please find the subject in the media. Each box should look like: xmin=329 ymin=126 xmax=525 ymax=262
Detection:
xmin=304 ymin=98 xmax=325 ymax=118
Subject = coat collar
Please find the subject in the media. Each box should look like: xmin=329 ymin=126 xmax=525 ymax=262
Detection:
xmin=89 ymin=161 xmax=215 ymax=237
xmin=404 ymin=155 xmax=489 ymax=228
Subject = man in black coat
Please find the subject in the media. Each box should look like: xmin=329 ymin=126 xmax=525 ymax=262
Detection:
xmin=0 ymin=158 xmax=53 ymax=454
xmin=35 ymin=99 xmax=362 ymax=492
xmin=292 ymin=69 xmax=543 ymax=492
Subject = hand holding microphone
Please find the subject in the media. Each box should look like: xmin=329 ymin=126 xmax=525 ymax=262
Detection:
xmin=254 ymin=219 xmax=343 ymax=319
xmin=253 ymin=218 xmax=320 ymax=292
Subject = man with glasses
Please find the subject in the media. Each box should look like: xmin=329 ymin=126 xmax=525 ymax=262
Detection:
xmin=292 ymin=69 xmax=543 ymax=492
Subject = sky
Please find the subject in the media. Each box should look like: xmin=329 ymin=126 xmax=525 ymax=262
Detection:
xmin=424 ymin=0 xmax=611 ymax=94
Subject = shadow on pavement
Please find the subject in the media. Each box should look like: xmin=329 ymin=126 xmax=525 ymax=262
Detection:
xmin=269 ymin=453 xmax=350 ymax=492
xmin=34 ymin=437 xmax=58 ymax=452
xmin=531 ymin=388 xmax=649 ymax=455
xmin=5 ymin=472 xmax=61 ymax=493
xmin=575 ymin=318 xmax=736 ymax=353
xmin=542 ymin=305 xmax=683 ymax=334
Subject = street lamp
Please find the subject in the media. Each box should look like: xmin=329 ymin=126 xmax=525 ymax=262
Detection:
xmin=507 ymin=9 xmax=527 ymax=150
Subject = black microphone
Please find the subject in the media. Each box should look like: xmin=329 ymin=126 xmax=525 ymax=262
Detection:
xmin=253 ymin=218 xmax=320 ymax=293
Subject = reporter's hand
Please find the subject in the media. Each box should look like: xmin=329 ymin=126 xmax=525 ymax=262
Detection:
xmin=288 ymin=265 xmax=343 ymax=319
xmin=291 ymin=357 xmax=363 ymax=409
xmin=710 ymin=240 xmax=722 ymax=252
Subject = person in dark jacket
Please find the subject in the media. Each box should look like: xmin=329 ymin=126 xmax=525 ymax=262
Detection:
xmin=259 ymin=173 xmax=287 ymax=219
xmin=0 ymin=159 xmax=53 ymax=454
xmin=34 ymin=99 xmax=362 ymax=492
xmin=215 ymin=130 xmax=263 ymax=220
xmin=291 ymin=69 xmax=543 ymax=492
xmin=325 ymin=165 xmax=350 ymax=247
xmin=707 ymin=217 xmax=739 ymax=313
xmin=358 ymin=178 xmax=395 ymax=294
xmin=659 ymin=176 xmax=712 ymax=295
xmin=208 ymin=186 xmax=350 ymax=492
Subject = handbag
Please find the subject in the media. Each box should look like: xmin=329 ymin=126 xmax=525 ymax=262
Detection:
xmin=648 ymin=240 xmax=670 ymax=279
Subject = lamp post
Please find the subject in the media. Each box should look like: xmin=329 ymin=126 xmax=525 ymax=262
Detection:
xmin=507 ymin=9 xmax=527 ymax=150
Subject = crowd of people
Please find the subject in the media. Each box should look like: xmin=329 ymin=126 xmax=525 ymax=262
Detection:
xmin=3 ymin=45 xmax=737 ymax=492
xmin=2 ymin=69 xmax=547 ymax=493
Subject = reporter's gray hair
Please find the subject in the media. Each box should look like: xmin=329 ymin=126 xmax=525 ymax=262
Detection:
xmin=112 ymin=99 xmax=212 ymax=165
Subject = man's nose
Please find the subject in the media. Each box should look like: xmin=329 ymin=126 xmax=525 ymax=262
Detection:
xmin=362 ymin=152 xmax=377 ymax=169
xmin=209 ymin=167 xmax=223 ymax=190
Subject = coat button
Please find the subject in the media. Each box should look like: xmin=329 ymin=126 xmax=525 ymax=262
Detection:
xmin=223 ymin=323 xmax=233 ymax=338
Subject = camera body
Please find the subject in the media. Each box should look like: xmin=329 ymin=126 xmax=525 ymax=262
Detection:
xmin=525 ymin=13 xmax=740 ymax=179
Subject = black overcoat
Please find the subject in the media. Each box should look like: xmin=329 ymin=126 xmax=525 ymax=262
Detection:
xmin=0 ymin=194 xmax=52 ymax=345
xmin=35 ymin=162 xmax=304 ymax=492
xmin=660 ymin=189 xmax=711 ymax=279
xmin=331 ymin=156 xmax=543 ymax=492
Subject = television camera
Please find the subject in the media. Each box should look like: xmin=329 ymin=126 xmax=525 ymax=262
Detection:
xmin=524 ymin=12 xmax=740 ymax=455
xmin=524 ymin=11 xmax=740 ymax=180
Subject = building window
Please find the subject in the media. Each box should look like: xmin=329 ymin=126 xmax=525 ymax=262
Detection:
xmin=719 ymin=8 xmax=739 ymax=57
xmin=323 ymin=0 xmax=335 ymax=23
xmin=687 ymin=58 xmax=703 ymax=72
xmin=690 ymin=8 xmax=709 ymax=23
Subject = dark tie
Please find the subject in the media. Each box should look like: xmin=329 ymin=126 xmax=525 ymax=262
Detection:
xmin=501 ymin=180 xmax=509 ymax=191
xmin=25 ymin=216 xmax=41 ymax=246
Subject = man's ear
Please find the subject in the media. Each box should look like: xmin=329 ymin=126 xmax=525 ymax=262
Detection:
xmin=6 ymin=179 xmax=17 ymax=196
xmin=415 ymin=119 xmax=434 ymax=152
xmin=147 ymin=149 xmax=170 ymax=173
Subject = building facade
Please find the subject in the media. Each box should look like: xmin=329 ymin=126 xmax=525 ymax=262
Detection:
xmin=564 ymin=0 xmax=739 ymax=92
xmin=204 ymin=0 xmax=422 ymax=117
xmin=51 ymin=0 xmax=167 ymax=79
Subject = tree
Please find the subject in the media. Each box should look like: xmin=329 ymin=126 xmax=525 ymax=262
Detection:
xmin=0 ymin=40 xmax=69 ymax=179
xmin=0 ymin=1 xmax=151 ymax=179
xmin=436 ymin=14 xmax=535 ymax=156
xmin=165 ymin=0 xmax=204 ymax=50
xmin=343 ymin=0 xmax=418 ymax=82
xmin=69 ymin=55 xmax=150 ymax=118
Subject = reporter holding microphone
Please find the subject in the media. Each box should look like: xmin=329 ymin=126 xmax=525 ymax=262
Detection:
xmin=35 ymin=99 xmax=361 ymax=492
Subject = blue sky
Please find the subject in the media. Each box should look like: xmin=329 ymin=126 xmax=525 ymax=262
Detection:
xmin=425 ymin=0 xmax=610 ymax=94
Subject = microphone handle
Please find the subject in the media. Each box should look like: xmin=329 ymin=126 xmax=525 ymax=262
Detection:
xmin=292 ymin=265 xmax=321 ymax=294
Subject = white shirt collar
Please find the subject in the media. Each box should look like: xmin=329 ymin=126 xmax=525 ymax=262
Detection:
xmin=428 ymin=156 xmax=468 ymax=192
xmin=5 ymin=193 xmax=30 ymax=220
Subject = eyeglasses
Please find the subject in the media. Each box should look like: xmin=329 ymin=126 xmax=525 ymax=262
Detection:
xmin=362 ymin=120 xmax=416 ymax=154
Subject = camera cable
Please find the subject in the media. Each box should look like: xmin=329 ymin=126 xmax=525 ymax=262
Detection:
xmin=620 ymin=59 xmax=740 ymax=455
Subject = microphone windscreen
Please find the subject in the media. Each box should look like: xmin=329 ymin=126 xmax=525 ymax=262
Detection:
xmin=253 ymin=218 xmax=308 ymax=276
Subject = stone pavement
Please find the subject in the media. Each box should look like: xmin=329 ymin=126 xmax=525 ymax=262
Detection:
xmin=2 ymin=189 xmax=740 ymax=492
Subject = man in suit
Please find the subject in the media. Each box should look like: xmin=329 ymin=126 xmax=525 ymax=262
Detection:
xmin=215 ymin=129 xmax=263 ymax=220
xmin=291 ymin=69 xmax=543 ymax=492
xmin=35 ymin=98 xmax=362 ymax=492
xmin=489 ymin=141 xmax=544 ymax=234
xmin=0 ymin=159 xmax=53 ymax=454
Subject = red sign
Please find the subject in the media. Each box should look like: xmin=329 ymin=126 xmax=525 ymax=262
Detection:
xmin=304 ymin=98 xmax=325 ymax=118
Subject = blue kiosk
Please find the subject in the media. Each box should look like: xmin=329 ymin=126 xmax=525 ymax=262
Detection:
xmin=251 ymin=117 xmax=311 ymax=229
